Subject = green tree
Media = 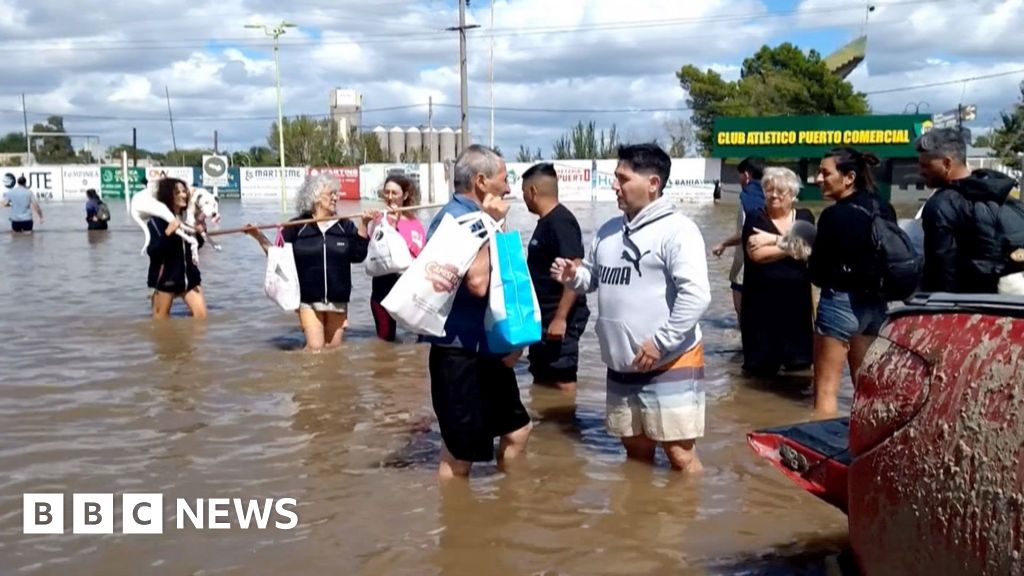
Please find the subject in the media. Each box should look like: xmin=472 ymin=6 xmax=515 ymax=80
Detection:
xmin=106 ymin=143 xmax=165 ymax=162
xmin=677 ymin=43 xmax=870 ymax=152
xmin=515 ymin=145 xmax=543 ymax=162
xmin=0 ymin=131 xmax=27 ymax=153
xmin=30 ymin=116 xmax=77 ymax=163
xmin=232 ymin=146 xmax=275 ymax=167
xmin=973 ymin=133 xmax=994 ymax=149
xmin=552 ymin=121 xmax=620 ymax=159
xmin=164 ymin=149 xmax=208 ymax=167
xmin=664 ymin=118 xmax=697 ymax=158
xmin=991 ymin=82 xmax=1024 ymax=171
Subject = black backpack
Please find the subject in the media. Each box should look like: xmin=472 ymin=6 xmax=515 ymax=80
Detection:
xmin=851 ymin=204 xmax=923 ymax=301
xmin=965 ymin=195 xmax=1024 ymax=278
xmin=96 ymin=202 xmax=110 ymax=222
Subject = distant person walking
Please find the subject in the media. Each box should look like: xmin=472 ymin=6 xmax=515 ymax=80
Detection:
xmin=85 ymin=189 xmax=110 ymax=231
xmin=3 ymin=176 xmax=43 ymax=233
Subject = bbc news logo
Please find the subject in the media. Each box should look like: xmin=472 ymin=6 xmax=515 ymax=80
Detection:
xmin=23 ymin=494 xmax=298 ymax=534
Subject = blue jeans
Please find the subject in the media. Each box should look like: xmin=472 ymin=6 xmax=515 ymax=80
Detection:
xmin=814 ymin=288 xmax=888 ymax=343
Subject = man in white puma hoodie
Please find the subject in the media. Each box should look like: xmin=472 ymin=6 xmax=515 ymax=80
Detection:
xmin=552 ymin=143 xmax=711 ymax=472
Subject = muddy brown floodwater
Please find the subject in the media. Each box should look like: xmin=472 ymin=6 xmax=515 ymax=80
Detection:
xmin=1 ymin=197 xmax=919 ymax=575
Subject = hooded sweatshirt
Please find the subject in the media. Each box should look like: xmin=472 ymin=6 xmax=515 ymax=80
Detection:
xmin=571 ymin=196 xmax=711 ymax=373
xmin=922 ymin=168 xmax=1019 ymax=293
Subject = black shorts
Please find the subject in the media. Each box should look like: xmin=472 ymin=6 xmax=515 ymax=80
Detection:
xmin=528 ymin=305 xmax=589 ymax=383
xmin=429 ymin=345 xmax=531 ymax=463
xmin=11 ymin=220 xmax=32 ymax=233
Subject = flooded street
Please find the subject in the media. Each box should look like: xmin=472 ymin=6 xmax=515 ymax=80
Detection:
xmin=0 ymin=198 xmax=876 ymax=575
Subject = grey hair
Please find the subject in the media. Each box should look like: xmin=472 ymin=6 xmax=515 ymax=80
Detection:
xmin=915 ymin=128 xmax=967 ymax=164
xmin=762 ymin=166 xmax=801 ymax=199
xmin=295 ymin=173 xmax=341 ymax=215
xmin=452 ymin=144 xmax=503 ymax=193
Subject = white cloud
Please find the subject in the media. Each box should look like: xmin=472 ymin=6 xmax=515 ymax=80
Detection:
xmin=0 ymin=0 xmax=1021 ymax=157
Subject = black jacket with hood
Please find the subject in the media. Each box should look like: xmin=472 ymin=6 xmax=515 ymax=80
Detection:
xmin=281 ymin=216 xmax=369 ymax=305
xmin=921 ymin=168 xmax=1018 ymax=293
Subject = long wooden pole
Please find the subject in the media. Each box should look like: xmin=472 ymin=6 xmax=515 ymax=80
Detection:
xmin=207 ymin=202 xmax=446 ymax=237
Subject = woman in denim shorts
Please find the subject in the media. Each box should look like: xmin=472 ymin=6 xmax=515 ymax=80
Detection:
xmin=808 ymin=147 xmax=899 ymax=415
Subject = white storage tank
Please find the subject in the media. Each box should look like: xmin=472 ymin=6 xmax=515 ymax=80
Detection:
xmin=421 ymin=127 xmax=439 ymax=163
xmin=406 ymin=126 xmax=423 ymax=160
xmin=439 ymin=127 xmax=456 ymax=162
xmin=388 ymin=126 xmax=406 ymax=163
xmin=371 ymin=126 xmax=389 ymax=158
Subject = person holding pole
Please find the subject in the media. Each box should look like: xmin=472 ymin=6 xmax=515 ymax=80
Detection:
xmin=244 ymin=173 xmax=372 ymax=352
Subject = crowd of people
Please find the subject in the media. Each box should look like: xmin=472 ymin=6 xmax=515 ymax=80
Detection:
xmin=5 ymin=127 xmax=1021 ymax=480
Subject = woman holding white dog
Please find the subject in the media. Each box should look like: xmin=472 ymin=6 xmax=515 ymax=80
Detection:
xmin=245 ymin=174 xmax=371 ymax=352
xmin=741 ymin=166 xmax=815 ymax=377
xmin=148 ymin=177 xmax=208 ymax=319
xmin=369 ymin=175 xmax=426 ymax=342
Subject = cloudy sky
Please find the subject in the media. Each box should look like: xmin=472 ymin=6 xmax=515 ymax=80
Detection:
xmin=2 ymin=0 xmax=1022 ymax=159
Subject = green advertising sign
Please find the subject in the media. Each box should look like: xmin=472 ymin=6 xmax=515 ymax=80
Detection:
xmin=100 ymin=166 xmax=147 ymax=199
xmin=710 ymin=114 xmax=934 ymax=159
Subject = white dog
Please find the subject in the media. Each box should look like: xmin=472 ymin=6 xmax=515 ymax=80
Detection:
xmin=130 ymin=180 xmax=221 ymax=264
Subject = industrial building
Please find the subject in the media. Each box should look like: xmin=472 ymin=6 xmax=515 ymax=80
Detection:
xmin=331 ymin=88 xmax=468 ymax=162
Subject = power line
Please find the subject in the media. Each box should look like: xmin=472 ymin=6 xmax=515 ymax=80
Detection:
xmin=863 ymin=68 xmax=1024 ymax=95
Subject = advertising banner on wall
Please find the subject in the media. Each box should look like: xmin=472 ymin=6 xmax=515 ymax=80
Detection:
xmin=594 ymin=159 xmax=720 ymax=204
xmin=506 ymin=161 xmax=593 ymax=201
xmin=61 ymin=166 xmax=101 ymax=201
xmin=144 ymin=166 xmax=194 ymax=186
xmin=2 ymin=167 xmax=64 ymax=201
xmin=239 ymin=167 xmax=307 ymax=202
xmin=100 ymin=166 xmax=147 ymax=199
xmin=308 ymin=167 xmax=359 ymax=200
xmin=193 ymin=166 xmax=241 ymax=198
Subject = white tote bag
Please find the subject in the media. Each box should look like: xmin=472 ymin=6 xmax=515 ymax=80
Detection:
xmin=365 ymin=218 xmax=414 ymax=277
xmin=264 ymin=243 xmax=301 ymax=311
xmin=382 ymin=212 xmax=490 ymax=336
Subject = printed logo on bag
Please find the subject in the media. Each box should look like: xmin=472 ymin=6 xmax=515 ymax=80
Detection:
xmin=425 ymin=262 xmax=460 ymax=293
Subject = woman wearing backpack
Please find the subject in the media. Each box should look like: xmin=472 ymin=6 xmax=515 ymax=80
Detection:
xmin=85 ymin=189 xmax=109 ymax=231
xmin=808 ymin=147 xmax=898 ymax=416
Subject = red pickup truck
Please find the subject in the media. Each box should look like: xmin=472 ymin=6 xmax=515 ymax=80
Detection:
xmin=749 ymin=293 xmax=1024 ymax=575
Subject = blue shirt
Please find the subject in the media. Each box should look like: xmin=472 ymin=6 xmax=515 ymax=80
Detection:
xmin=4 ymin=185 xmax=33 ymax=222
xmin=424 ymin=193 xmax=491 ymax=354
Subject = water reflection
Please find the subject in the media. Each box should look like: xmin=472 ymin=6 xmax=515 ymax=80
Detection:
xmin=0 ymin=200 xmax=868 ymax=575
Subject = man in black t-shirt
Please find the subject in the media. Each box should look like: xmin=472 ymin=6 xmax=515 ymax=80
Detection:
xmin=522 ymin=162 xmax=590 ymax=392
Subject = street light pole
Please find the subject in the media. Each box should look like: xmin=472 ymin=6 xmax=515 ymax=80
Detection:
xmin=247 ymin=21 xmax=296 ymax=213
xmin=447 ymin=0 xmax=479 ymax=152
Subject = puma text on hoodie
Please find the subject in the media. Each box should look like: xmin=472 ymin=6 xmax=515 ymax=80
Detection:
xmin=571 ymin=197 xmax=711 ymax=373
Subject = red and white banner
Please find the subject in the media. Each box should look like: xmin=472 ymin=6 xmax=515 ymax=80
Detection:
xmin=308 ymin=167 xmax=360 ymax=200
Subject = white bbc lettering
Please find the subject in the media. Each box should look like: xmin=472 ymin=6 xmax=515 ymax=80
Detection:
xmin=176 ymin=498 xmax=204 ymax=529
xmin=122 ymin=494 xmax=163 ymax=535
xmin=274 ymin=498 xmax=298 ymax=530
xmin=73 ymin=493 xmax=113 ymax=534
xmin=208 ymin=498 xmax=232 ymax=529
xmin=23 ymin=494 xmax=64 ymax=534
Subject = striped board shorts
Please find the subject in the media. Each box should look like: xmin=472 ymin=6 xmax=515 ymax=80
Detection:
xmin=605 ymin=344 xmax=706 ymax=442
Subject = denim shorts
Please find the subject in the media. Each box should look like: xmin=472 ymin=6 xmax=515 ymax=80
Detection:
xmin=814 ymin=288 xmax=888 ymax=342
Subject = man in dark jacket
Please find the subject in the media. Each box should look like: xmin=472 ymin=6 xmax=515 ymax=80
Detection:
xmin=916 ymin=128 xmax=1019 ymax=293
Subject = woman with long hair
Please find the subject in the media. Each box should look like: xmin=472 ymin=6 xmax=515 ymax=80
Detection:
xmin=369 ymin=175 xmax=426 ymax=341
xmin=85 ymin=188 xmax=109 ymax=231
xmin=245 ymin=174 xmax=371 ymax=351
xmin=808 ymin=147 xmax=897 ymax=415
xmin=148 ymin=178 xmax=207 ymax=319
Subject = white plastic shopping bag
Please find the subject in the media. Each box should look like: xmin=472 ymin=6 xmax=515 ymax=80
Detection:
xmin=382 ymin=212 xmax=489 ymax=336
xmin=265 ymin=242 xmax=301 ymax=311
xmin=365 ymin=217 xmax=414 ymax=277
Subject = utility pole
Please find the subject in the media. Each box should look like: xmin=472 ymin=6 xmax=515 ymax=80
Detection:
xmin=428 ymin=96 xmax=434 ymax=203
xmin=21 ymin=93 xmax=30 ymax=163
xmin=214 ymin=130 xmax=219 ymax=154
xmin=246 ymin=21 xmax=296 ymax=213
xmin=132 ymin=127 xmax=138 ymax=167
xmin=165 ymin=86 xmax=179 ymax=164
xmin=447 ymin=0 xmax=479 ymax=152
xmin=489 ymin=0 xmax=495 ymax=148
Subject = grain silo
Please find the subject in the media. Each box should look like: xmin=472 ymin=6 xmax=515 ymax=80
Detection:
xmin=421 ymin=127 xmax=439 ymax=162
xmin=388 ymin=126 xmax=406 ymax=163
xmin=406 ymin=127 xmax=423 ymax=161
xmin=372 ymin=126 xmax=389 ymax=159
xmin=439 ymin=127 xmax=456 ymax=162
xmin=454 ymin=129 xmax=464 ymax=156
